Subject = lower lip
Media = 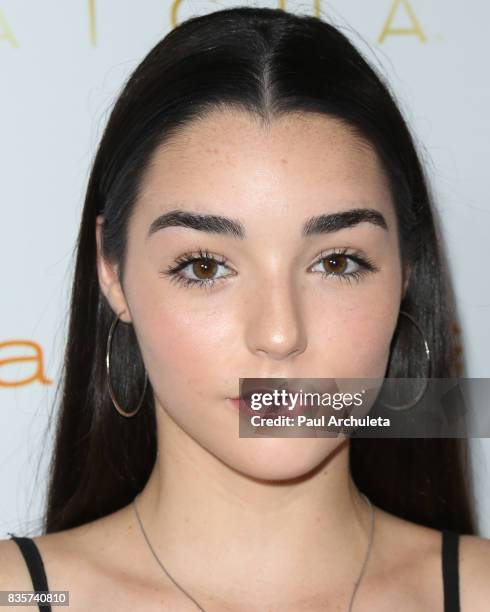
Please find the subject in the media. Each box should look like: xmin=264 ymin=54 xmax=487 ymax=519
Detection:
xmin=229 ymin=398 xmax=297 ymax=417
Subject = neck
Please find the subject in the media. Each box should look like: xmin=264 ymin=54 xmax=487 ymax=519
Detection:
xmin=133 ymin=405 xmax=375 ymax=607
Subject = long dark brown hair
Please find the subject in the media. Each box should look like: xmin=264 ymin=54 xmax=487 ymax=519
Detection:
xmin=43 ymin=7 xmax=476 ymax=535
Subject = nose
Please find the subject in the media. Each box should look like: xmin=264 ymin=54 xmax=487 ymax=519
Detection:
xmin=245 ymin=276 xmax=307 ymax=361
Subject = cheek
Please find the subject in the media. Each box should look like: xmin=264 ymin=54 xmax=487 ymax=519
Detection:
xmin=310 ymin=273 xmax=401 ymax=379
xmin=131 ymin=291 xmax=235 ymax=407
xmin=337 ymin=309 xmax=395 ymax=377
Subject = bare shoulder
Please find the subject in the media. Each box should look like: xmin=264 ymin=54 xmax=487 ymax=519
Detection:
xmin=0 ymin=505 xmax=162 ymax=611
xmin=374 ymin=507 xmax=490 ymax=610
xmin=0 ymin=527 xmax=96 ymax=607
xmin=0 ymin=537 xmax=35 ymax=591
xmin=0 ymin=510 xmax=120 ymax=611
xmin=370 ymin=508 xmax=445 ymax=609
xmin=0 ymin=535 xmax=65 ymax=611
xmin=459 ymin=533 xmax=490 ymax=611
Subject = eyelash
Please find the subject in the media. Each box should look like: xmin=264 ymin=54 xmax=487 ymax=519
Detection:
xmin=160 ymin=247 xmax=378 ymax=290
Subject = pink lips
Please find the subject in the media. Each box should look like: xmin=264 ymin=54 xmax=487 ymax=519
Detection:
xmin=229 ymin=392 xmax=299 ymax=417
xmin=230 ymin=397 xmax=252 ymax=415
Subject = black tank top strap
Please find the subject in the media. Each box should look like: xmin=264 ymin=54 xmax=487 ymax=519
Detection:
xmin=8 ymin=534 xmax=52 ymax=612
xmin=442 ymin=529 xmax=460 ymax=612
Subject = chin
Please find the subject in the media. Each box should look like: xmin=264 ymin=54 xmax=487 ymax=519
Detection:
xmin=225 ymin=436 xmax=344 ymax=482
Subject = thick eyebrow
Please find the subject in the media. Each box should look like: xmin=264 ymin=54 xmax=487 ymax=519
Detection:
xmin=302 ymin=207 xmax=388 ymax=236
xmin=146 ymin=207 xmax=388 ymax=240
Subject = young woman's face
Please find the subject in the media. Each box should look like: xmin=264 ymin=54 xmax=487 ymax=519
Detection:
xmin=97 ymin=110 xmax=407 ymax=480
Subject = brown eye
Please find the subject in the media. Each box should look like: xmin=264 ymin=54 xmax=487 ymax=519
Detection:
xmin=162 ymin=249 xmax=233 ymax=289
xmin=322 ymin=254 xmax=348 ymax=275
xmin=310 ymin=249 xmax=373 ymax=284
xmin=192 ymin=258 xmax=218 ymax=280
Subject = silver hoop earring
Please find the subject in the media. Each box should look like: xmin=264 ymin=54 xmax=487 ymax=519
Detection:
xmin=378 ymin=309 xmax=432 ymax=411
xmin=106 ymin=310 xmax=148 ymax=417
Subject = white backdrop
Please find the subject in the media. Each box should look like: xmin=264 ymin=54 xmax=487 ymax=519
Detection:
xmin=1 ymin=1 xmax=489 ymax=538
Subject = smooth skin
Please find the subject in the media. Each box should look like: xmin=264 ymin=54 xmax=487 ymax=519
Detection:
xmin=1 ymin=110 xmax=490 ymax=611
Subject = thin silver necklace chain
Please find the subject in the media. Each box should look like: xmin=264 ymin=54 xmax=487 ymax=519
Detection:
xmin=132 ymin=492 xmax=375 ymax=612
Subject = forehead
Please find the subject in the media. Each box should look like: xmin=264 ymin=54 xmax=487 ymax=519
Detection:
xmin=136 ymin=109 xmax=394 ymax=228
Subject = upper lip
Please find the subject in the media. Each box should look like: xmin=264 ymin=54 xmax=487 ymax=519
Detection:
xmin=231 ymin=383 xmax=298 ymax=399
